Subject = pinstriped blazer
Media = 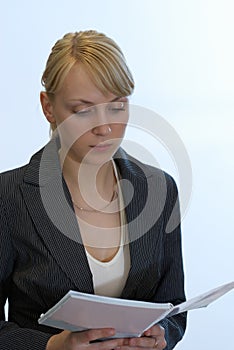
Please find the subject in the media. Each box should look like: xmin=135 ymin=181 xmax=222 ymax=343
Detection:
xmin=0 ymin=138 xmax=186 ymax=350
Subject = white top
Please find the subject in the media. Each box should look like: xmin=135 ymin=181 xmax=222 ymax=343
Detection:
xmin=86 ymin=240 xmax=130 ymax=297
xmin=85 ymin=161 xmax=130 ymax=297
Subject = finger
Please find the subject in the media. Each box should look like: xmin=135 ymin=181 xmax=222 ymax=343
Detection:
xmin=93 ymin=337 xmax=126 ymax=350
xmin=128 ymin=336 xmax=167 ymax=350
xmin=128 ymin=336 xmax=156 ymax=348
xmin=76 ymin=328 xmax=116 ymax=343
xmin=152 ymin=337 xmax=167 ymax=350
xmin=144 ymin=324 xmax=165 ymax=337
xmin=117 ymin=344 xmax=166 ymax=350
xmin=88 ymin=334 xmax=131 ymax=350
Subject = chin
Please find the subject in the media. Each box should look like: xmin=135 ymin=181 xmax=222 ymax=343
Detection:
xmin=85 ymin=151 xmax=117 ymax=166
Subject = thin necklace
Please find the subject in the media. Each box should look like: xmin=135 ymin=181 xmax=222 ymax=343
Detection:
xmin=72 ymin=189 xmax=118 ymax=212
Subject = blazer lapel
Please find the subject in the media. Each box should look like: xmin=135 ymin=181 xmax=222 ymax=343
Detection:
xmin=115 ymin=149 xmax=166 ymax=299
xmin=20 ymin=138 xmax=94 ymax=293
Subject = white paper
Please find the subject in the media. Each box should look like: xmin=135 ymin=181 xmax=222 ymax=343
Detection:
xmin=168 ymin=281 xmax=234 ymax=317
xmin=38 ymin=281 xmax=234 ymax=338
xmin=39 ymin=292 xmax=173 ymax=338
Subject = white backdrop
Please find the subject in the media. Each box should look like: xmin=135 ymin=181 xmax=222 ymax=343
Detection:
xmin=1 ymin=0 xmax=234 ymax=349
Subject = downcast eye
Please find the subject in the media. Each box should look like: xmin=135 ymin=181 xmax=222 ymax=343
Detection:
xmin=109 ymin=101 xmax=126 ymax=111
xmin=75 ymin=106 xmax=94 ymax=116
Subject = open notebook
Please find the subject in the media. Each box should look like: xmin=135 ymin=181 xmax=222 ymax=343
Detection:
xmin=38 ymin=281 xmax=234 ymax=338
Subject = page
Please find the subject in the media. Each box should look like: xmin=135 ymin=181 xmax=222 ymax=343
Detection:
xmin=38 ymin=281 xmax=234 ymax=338
xmin=169 ymin=281 xmax=234 ymax=317
xmin=39 ymin=291 xmax=173 ymax=338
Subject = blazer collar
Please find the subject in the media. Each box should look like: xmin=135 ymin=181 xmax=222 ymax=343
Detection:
xmin=23 ymin=137 xmax=153 ymax=186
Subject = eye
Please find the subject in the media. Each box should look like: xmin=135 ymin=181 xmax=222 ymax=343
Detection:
xmin=75 ymin=106 xmax=94 ymax=116
xmin=108 ymin=101 xmax=126 ymax=112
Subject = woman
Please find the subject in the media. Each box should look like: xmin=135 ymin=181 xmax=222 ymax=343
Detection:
xmin=0 ymin=30 xmax=186 ymax=350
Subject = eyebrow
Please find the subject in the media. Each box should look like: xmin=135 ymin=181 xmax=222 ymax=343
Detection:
xmin=67 ymin=97 xmax=124 ymax=104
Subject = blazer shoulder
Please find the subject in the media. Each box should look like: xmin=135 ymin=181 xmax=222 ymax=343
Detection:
xmin=0 ymin=165 xmax=27 ymax=197
xmin=117 ymin=148 xmax=178 ymax=189
xmin=0 ymin=143 xmax=46 ymax=198
xmin=140 ymin=159 xmax=179 ymax=197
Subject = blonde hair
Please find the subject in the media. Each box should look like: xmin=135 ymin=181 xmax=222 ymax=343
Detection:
xmin=41 ymin=30 xmax=134 ymax=97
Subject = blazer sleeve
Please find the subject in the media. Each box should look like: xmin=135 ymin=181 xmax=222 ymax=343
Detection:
xmin=155 ymin=175 xmax=187 ymax=350
xmin=0 ymin=198 xmax=52 ymax=350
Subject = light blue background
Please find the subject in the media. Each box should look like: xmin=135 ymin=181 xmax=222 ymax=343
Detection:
xmin=1 ymin=1 xmax=234 ymax=349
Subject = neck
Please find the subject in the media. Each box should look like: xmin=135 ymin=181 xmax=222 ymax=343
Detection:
xmin=61 ymin=154 xmax=113 ymax=187
xmin=60 ymin=153 xmax=116 ymax=210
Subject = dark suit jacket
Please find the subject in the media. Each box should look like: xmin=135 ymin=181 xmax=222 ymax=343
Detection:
xmin=0 ymin=138 xmax=186 ymax=350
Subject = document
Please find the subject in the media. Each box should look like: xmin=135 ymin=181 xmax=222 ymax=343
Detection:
xmin=38 ymin=281 xmax=234 ymax=338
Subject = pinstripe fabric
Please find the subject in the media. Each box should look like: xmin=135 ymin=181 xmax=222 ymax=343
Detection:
xmin=0 ymin=138 xmax=186 ymax=350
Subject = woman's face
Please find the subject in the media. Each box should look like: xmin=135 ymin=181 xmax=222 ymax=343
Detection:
xmin=41 ymin=63 xmax=129 ymax=165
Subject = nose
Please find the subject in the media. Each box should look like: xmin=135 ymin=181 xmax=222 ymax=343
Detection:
xmin=92 ymin=124 xmax=112 ymax=136
xmin=91 ymin=104 xmax=112 ymax=136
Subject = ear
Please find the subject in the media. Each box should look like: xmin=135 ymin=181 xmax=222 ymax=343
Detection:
xmin=40 ymin=92 xmax=56 ymax=125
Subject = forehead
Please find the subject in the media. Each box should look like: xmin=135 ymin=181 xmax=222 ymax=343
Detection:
xmin=56 ymin=63 xmax=116 ymax=104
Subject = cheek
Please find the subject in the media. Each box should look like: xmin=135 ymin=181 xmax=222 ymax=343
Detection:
xmin=111 ymin=123 xmax=127 ymax=136
xmin=56 ymin=115 xmax=93 ymax=147
xmin=73 ymin=133 xmax=91 ymax=149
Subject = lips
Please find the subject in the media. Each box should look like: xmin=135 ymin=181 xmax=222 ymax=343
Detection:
xmin=90 ymin=143 xmax=113 ymax=151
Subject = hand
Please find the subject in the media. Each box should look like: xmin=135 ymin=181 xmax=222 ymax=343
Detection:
xmin=118 ymin=324 xmax=167 ymax=350
xmin=143 ymin=324 xmax=167 ymax=349
xmin=46 ymin=328 xmax=123 ymax=350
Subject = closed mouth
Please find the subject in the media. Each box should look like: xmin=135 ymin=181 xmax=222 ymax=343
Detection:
xmin=90 ymin=143 xmax=113 ymax=150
